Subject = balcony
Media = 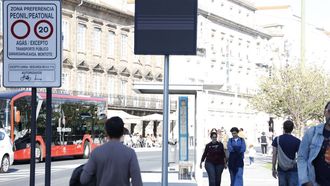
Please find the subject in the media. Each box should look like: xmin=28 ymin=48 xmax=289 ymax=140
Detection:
xmin=106 ymin=94 xmax=177 ymax=112
xmin=4 ymin=88 xmax=177 ymax=112
xmin=54 ymin=89 xmax=177 ymax=112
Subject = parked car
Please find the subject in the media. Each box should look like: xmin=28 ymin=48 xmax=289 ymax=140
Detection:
xmin=0 ymin=129 xmax=14 ymax=173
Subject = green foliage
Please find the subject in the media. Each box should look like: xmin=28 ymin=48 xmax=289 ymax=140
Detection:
xmin=250 ymin=65 xmax=330 ymax=135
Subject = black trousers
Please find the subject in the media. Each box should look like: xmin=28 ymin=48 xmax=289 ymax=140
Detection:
xmin=261 ymin=144 xmax=267 ymax=154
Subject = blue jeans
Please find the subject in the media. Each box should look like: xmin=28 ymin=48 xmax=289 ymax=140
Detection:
xmin=205 ymin=161 xmax=224 ymax=186
xmin=278 ymin=171 xmax=298 ymax=186
xmin=229 ymin=167 xmax=243 ymax=186
xmin=249 ymin=157 xmax=254 ymax=165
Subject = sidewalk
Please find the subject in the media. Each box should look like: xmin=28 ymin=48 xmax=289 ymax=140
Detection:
xmin=200 ymin=153 xmax=276 ymax=186
xmin=133 ymin=147 xmax=162 ymax=152
xmin=141 ymin=153 xmax=276 ymax=186
xmin=142 ymin=172 xmax=197 ymax=186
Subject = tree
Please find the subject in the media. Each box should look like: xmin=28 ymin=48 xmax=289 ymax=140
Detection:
xmin=249 ymin=65 xmax=330 ymax=137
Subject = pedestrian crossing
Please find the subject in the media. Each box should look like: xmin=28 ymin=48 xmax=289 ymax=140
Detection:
xmin=0 ymin=164 xmax=80 ymax=183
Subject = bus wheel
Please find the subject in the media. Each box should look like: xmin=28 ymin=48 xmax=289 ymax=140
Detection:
xmin=35 ymin=144 xmax=43 ymax=163
xmin=0 ymin=155 xmax=10 ymax=173
xmin=83 ymin=141 xmax=90 ymax=159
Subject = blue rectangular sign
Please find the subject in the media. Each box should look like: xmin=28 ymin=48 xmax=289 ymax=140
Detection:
xmin=178 ymin=96 xmax=188 ymax=161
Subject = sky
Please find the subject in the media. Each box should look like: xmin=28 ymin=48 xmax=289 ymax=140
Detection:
xmin=295 ymin=0 xmax=330 ymax=29
xmin=253 ymin=0 xmax=330 ymax=30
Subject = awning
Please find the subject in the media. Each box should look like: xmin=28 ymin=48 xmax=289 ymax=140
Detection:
xmin=107 ymin=110 xmax=141 ymax=124
xmin=141 ymin=113 xmax=176 ymax=121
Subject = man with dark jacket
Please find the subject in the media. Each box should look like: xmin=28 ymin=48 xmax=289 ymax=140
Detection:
xmin=227 ymin=127 xmax=246 ymax=186
xmin=80 ymin=116 xmax=143 ymax=186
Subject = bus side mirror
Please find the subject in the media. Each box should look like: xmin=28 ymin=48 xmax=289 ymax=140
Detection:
xmin=15 ymin=110 xmax=21 ymax=123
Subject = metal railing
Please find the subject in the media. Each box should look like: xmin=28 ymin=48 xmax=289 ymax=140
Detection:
xmin=1 ymin=88 xmax=177 ymax=111
xmin=60 ymin=89 xmax=177 ymax=111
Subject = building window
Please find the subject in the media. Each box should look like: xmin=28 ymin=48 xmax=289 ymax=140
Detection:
xmin=93 ymin=27 xmax=101 ymax=55
xmin=77 ymin=72 xmax=85 ymax=92
xmin=120 ymin=80 xmax=127 ymax=106
xmin=94 ymin=74 xmax=101 ymax=95
xmin=108 ymin=31 xmax=115 ymax=57
xmin=61 ymin=72 xmax=69 ymax=90
xmin=77 ymin=24 xmax=86 ymax=52
xmin=108 ymin=77 xmax=116 ymax=103
xmin=62 ymin=20 xmax=70 ymax=50
xmin=133 ymin=95 xmax=139 ymax=107
xmin=121 ymin=34 xmax=128 ymax=59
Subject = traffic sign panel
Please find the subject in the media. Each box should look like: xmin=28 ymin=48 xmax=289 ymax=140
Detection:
xmin=3 ymin=0 xmax=62 ymax=87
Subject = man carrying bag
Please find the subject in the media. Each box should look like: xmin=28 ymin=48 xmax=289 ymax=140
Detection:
xmin=272 ymin=120 xmax=301 ymax=186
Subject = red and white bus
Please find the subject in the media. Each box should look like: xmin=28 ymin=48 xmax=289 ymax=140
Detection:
xmin=0 ymin=90 xmax=107 ymax=162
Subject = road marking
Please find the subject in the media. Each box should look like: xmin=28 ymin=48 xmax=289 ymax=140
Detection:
xmin=0 ymin=164 xmax=81 ymax=183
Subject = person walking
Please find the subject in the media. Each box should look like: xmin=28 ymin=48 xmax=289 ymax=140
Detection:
xmin=227 ymin=127 xmax=246 ymax=186
xmin=248 ymin=144 xmax=256 ymax=166
xmin=238 ymin=128 xmax=247 ymax=141
xmin=298 ymin=102 xmax=330 ymax=186
xmin=80 ymin=116 xmax=143 ymax=186
xmin=271 ymin=120 xmax=300 ymax=186
xmin=260 ymin=132 xmax=268 ymax=155
xmin=200 ymin=131 xmax=227 ymax=186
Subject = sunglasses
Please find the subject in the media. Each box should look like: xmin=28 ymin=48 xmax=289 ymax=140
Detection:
xmin=231 ymin=132 xmax=238 ymax=135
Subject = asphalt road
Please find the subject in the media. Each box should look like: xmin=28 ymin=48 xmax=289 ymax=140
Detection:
xmin=0 ymin=149 xmax=195 ymax=186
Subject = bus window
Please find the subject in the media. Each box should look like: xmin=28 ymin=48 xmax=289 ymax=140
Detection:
xmin=1 ymin=91 xmax=108 ymax=161
xmin=13 ymin=96 xmax=33 ymax=150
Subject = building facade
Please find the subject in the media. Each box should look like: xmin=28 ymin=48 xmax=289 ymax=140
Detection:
xmin=170 ymin=0 xmax=272 ymax=145
xmin=0 ymin=0 xmax=175 ymax=137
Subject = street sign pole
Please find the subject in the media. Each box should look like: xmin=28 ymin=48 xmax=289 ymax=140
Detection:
xmin=45 ymin=88 xmax=52 ymax=186
xmin=30 ymin=88 xmax=37 ymax=186
xmin=161 ymin=54 xmax=169 ymax=186
xmin=135 ymin=1 xmax=196 ymax=184
xmin=3 ymin=1 xmax=61 ymax=185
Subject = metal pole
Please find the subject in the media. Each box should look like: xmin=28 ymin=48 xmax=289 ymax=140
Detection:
xmin=161 ymin=54 xmax=169 ymax=186
xmin=45 ymin=88 xmax=52 ymax=186
xmin=194 ymin=93 xmax=197 ymax=180
xmin=301 ymin=0 xmax=305 ymax=68
xmin=30 ymin=88 xmax=37 ymax=186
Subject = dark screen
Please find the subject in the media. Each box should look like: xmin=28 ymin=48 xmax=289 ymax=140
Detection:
xmin=134 ymin=0 xmax=197 ymax=55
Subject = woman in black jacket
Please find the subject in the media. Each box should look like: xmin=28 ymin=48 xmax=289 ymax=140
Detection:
xmin=200 ymin=131 xmax=227 ymax=186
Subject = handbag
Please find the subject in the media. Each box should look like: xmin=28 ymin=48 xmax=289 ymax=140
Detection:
xmin=277 ymin=136 xmax=297 ymax=171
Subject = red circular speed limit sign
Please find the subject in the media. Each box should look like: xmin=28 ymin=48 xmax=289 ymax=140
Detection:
xmin=11 ymin=20 xmax=30 ymax=39
xmin=34 ymin=20 xmax=54 ymax=40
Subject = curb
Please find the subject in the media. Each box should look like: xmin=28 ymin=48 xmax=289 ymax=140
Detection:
xmin=133 ymin=147 xmax=162 ymax=152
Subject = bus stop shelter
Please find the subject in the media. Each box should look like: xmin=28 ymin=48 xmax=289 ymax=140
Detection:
xmin=133 ymin=82 xmax=222 ymax=184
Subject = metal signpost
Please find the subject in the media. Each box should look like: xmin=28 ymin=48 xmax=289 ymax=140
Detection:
xmin=135 ymin=0 xmax=197 ymax=185
xmin=3 ymin=0 xmax=61 ymax=185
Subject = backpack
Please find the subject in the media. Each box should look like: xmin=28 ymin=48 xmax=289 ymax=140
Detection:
xmin=69 ymin=164 xmax=96 ymax=186
xmin=277 ymin=136 xmax=297 ymax=171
